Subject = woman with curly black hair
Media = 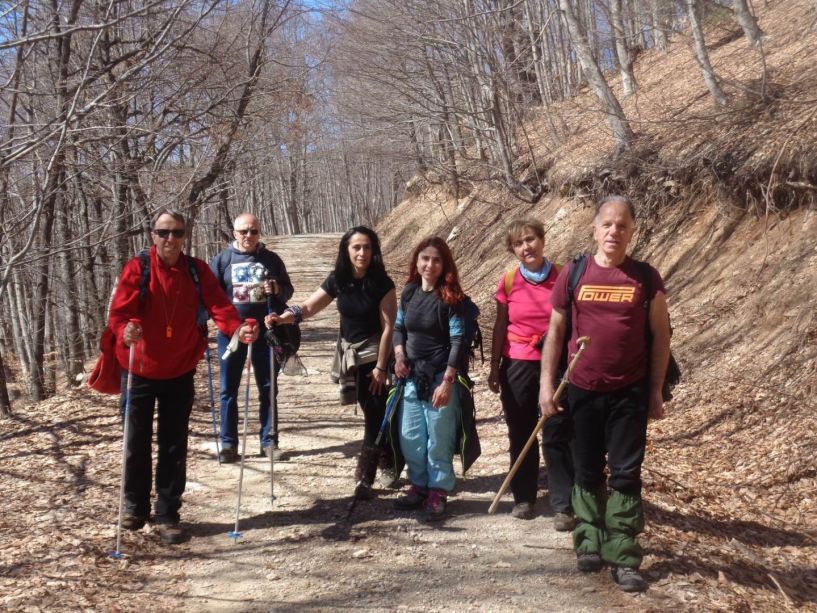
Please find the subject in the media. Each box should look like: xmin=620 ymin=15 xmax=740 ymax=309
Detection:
xmin=267 ymin=226 xmax=397 ymax=499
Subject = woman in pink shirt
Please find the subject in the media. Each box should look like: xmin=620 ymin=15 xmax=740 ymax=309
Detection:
xmin=488 ymin=219 xmax=575 ymax=530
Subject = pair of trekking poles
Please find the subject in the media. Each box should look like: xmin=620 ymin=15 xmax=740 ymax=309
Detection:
xmin=226 ymin=317 xmax=279 ymax=541
xmin=111 ymin=314 xmax=280 ymax=557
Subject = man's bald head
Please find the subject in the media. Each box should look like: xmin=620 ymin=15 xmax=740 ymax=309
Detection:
xmin=233 ymin=213 xmax=261 ymax=253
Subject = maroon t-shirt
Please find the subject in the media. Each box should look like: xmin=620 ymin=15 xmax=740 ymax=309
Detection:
xmin=550 ymin=256 xmax=665 ymax=392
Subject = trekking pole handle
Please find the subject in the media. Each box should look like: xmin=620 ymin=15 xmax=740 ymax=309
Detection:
xmin=488 ymin=336 xmax=591 ymax=514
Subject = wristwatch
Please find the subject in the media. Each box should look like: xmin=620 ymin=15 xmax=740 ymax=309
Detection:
xmin=442 ymin=373 xmax=455 ymax=384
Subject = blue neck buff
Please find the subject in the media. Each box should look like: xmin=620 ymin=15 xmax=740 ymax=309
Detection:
xmin=519 ymin=260 xmax=552 ymax=284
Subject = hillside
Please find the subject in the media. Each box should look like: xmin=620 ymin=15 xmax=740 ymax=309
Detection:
xmin=377 ymin=2 xmax=817 ymax=609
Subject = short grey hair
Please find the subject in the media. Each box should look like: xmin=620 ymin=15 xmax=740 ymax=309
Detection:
xmin=151 ymin=207 xmax=185 ymax=228
xmin=594 ymin=194 xmax=636 ymax=223
xmin=233 ymin=212 xmax=259 ymax=229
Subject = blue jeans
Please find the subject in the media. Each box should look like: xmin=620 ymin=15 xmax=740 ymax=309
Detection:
xmin=399 ymin=373 xmax=460 ymax=492
xmin=217 ymin=331 xmax=278 ymax=450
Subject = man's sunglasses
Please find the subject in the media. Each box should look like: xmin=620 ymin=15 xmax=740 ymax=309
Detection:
xmin=153 ymin=228 xmax=185 ymax=239
xmin=236 ymin=229 xmax=259 ymax=236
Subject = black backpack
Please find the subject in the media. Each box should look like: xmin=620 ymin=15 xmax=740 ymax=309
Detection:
xmin=566 ymin=254 xmax=681 ymax=400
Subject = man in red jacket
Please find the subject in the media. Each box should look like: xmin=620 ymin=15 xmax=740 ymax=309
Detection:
xmin=109 ymin=208 xmax=258 ymax=544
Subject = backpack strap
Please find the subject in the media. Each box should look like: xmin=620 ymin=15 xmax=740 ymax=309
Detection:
xmin=634 ymin=260 xmax=652 ymax=311
xmin=186 ymin=256 xmax=208 ymax=336
xmin=503 ymin=268 xmax=516 ymax=297
xmin=566 ymin=254 xmax=589 ymax=306
xmin=138 ymin=251 xmax=151 ymax=304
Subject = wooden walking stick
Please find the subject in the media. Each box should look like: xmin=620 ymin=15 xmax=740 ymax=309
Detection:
xmin=488 ymin=336 xmax=591 ymax=514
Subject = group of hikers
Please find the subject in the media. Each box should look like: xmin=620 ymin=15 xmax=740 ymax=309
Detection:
xmin=107 ymin=193 xmax=670 ymax=594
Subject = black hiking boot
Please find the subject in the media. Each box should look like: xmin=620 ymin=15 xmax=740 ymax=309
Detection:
xmin=156 ymin=522 xmax=185 ymax=545
xmin=553 ymin=512 xmax=578 ymax=531
xmin=511 ymin=502 xmax=535 ymax=520
xmin=354 ymin=445 xmax=379 ymax=500
xmin=354 ymin=480 xmax=373 ymax=501
xmin=218 ymin=447 xmax=238 ymax=463
xmin=576 ymin=552 xmax=603 ymax=573
xmin=120 ymin=515 xmax=147 ymax=531
xmin=611 ymin=566 xmax=648 ymax=592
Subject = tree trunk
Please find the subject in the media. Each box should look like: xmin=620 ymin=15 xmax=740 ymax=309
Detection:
xmin=649 ymin=0 xmax=672 ymax=51
xmin=558 ymin=0 xmax=635 ymax=151
xmin=686 ymin=0 xmax=728 ymax=106
xmin=732 ymin=0 xmax=764 ymax=46
xmin=0 ymin=344 xmax=11 ymax=418
xmin=611 ymin=0 xmax=639 ymax=96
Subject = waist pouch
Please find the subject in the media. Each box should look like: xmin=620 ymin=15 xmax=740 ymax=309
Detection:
xmin=412 ymin=359 xmax=440 ymax=402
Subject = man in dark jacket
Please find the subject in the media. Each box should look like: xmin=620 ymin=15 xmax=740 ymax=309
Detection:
xmin=211 ymin=213 xmax=294 ymax=462
xmin=110 ymin=208 xmax=258 ymax=544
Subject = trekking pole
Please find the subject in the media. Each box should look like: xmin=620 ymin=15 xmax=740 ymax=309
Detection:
xmin=268 ymin=343 xmax=278 ymax=506
xmin=488 ymin=336 xmax=591 ymax=514
xmin=110 ymin=318 xmax=141 ymax=560
xmin=228 ymin=319 xmax=256 ymax=542
xmin=266 ymin=289 xmax=278 ymax=507
xmin=205 ymin=344 xmax=221 ymax=465
xmin=346 ymin=378 xmax=405 ymax=522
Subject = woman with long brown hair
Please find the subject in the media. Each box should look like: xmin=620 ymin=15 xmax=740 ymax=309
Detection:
xmin=392 ymin=236 xmax=465 ymax=521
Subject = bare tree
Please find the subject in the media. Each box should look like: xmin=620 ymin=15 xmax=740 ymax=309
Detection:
xmin=558 ymin=0 xmax=635 ymax=151
xmin=685 ymin=0 xmax=728 ymax=106
xmin=610 ymin=0 xmax=639 ymax=96
xmin=732 ymin=0 xmax=764 ymax=46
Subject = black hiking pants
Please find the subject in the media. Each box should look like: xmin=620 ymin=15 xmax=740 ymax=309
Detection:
xmin=357 ymin=362 xmax=389 ymax=448
xmin=499 ymin=358 xmax=574 ymax=510
xmin=567 ymin=380 xmax=649 ymax=495
xmin=121 ymin=370 xmax=194 ymax=524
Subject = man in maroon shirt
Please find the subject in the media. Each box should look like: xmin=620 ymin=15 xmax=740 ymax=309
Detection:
xmin=110 ymin=209 xmax=258 ymax=544
xmin=538 ymin=195 xmax=671 ymax=592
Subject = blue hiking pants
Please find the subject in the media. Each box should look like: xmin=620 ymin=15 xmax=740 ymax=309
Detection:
xmin=399 ymin=373 xmax=460 ymax=492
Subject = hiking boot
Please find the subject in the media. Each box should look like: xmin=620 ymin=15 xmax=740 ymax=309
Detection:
xmin=377 ymin=467 xmax=400 ymax=489
xmin=422 ymin=488 xmax=447 ymax=521
xmin=263 ymin=443 xmax=283 ymax=461
xmin=511 ymin=502 xmax=535 ymax=520
xmin=611 ymin=566 xmax=648 ymax=592
xmin=120 ymin=515 xmax=147 ymax=531
xmin=156 ymin=523 xmax=185 ymax=545
xmin=576 ymin=552 xmax=603 ymax=573
xmin=218 ymin=447 xmax=238 ymax=464
xmin=553 ymin=511 xmax=578 ymax=532
xmin=394 ymin=484 xmax=428 ymax=510
xmin=377 ymin=453 xmax=399 ymax=489
xmin=354 ymin=480 xmax=373 ymax=501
